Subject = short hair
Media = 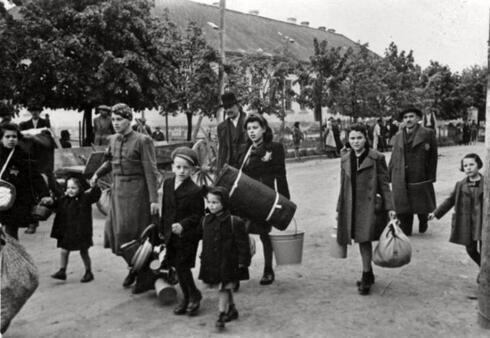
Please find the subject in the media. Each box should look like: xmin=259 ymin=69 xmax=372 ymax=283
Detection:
xmin=244 ymin=113 xmax=273 ymax=143
xmin=0 ymin=123 xmax=21 ymax=139
xmin=66 ymin=175 xmax=89 ymax=192
xmin=460 ymin=153 xmax=483 ymax=171
xmin=205 ymin=186 xmax=230 ymax=210
xmin=346 ymin=123 xmax=370 ymax=150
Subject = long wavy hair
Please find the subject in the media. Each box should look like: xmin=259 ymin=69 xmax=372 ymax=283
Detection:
xmin=345 ymin=123 xmax=370 ymax=150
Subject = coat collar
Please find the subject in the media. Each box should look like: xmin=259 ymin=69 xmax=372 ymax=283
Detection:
xmin=461 ymin=175 xmax=484 ymax=197
xmin=405 ymin=124 xmax=427 ymax=148
xmin=341 ymin=149 xmax=377 ymax=174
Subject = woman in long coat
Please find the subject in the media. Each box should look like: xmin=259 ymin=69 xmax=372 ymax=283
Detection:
xmin=239 ymin=113 xmax=290 ymax=286
xmin=0 ymin=123 xmax=50 ymax=239
xmin=336 ymin=124 xmax=395 ymax=295
xmin=91 ymin=103 xmax=160 ymax=294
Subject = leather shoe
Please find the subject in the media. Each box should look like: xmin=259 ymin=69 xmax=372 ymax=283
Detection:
xmin=225 ymin=304 xmax=239 ymax=322
xmin=259 ymin=271 xmax=275 ymax=285
xmin=81 ymin=271 xmax=94 ymax=283
xmin=187 ymin=301 xmax=200 ymax=316
xmin=174 ymin=301 xmax=189 ymax=315
xmin=122 ymin=271 xmax=137 ymax=288
xmin=51 ymin=269 xmax=67 ymax=280
xmin=419 ymin=223 xmax=428 ymax=233
xmin=216 ymin=312 xmax=227 ymax=329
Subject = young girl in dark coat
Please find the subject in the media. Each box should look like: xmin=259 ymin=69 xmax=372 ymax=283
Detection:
xmin=429 ymin=153 xmax=484 ymax=275
xmin=198 ymin=186 xmax=251 ymax=330
xmin=160 ymin=147 xmax=204 ymax=316
xmin=49 ymin=176 xmax=101 ymax=282
xmin=239 ymin=113 xmax=290 ymax=286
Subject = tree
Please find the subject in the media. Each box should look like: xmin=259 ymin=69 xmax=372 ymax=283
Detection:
xmin=226 ymin=52 xmax=298 ymax=137
xmin=2 ymin=0 xmax=178 ymax=144
xmin=295 ymin=39 xmax=352 ymax=148
xmin=165 ymin=22 xmax=220 ymax=141
xmin=458 ymin=65 xmax=487 ymax=122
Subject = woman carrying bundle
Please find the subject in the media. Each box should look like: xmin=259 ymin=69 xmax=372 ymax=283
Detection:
xmin=336 ymin=123 xmax=396 ymax=295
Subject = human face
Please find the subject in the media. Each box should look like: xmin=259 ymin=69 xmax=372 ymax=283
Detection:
xmin=403 ymin=112 xmax=420 ymax=129
xmin=66 ymin=179 xmax=80 ymax=197
xmin=1 ymin=130 xmax=18 ymax=149
xmin=112 ymin=114 xmax=131 ymax=134
xmin=225 ymin=104 xmax=239 ymax=119
xmin=247 ymin=121 xmax=266 ymax=143
xmin=30 ymin=110 xmax=41 ymax=119
xmin=348 ymin=130 xmax=366 ymax=153
xmin=100 ymin=110 xmax=109 ymax=118
xmin=462 ymin=158 xmax=480 ymax=178
xmin=172 ymin=156 xmax=193 ymax=181
xmin=206 ymin=193 xmax=224 ymax=215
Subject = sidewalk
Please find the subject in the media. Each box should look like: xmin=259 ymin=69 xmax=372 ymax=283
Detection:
xmin=5 ymin=144 xmax=489 ymax=337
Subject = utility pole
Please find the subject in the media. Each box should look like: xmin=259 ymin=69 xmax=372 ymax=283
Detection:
xmin=218 ymin=0 xmax=226 ymax=121
xmin=478 ymin=9 xmax=490 ymax=329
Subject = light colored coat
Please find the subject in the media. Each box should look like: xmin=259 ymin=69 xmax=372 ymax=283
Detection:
xmin=336 ymin=149 xmax=393 ymax=245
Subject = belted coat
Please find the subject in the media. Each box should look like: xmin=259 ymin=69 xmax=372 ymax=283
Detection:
xmin=336 ymin=149 xmax=393 ymax=245
xmin=389 ymin=125 xmax=438 ymax=214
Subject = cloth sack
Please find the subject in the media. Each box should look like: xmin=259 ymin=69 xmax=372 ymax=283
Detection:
xmin=373 ymin=219 xmax=411 ymax=268
xmin=96 ymin=188 xmax=111 ymax=216
xmin=1 ymin=232 xmax=39 ymax=334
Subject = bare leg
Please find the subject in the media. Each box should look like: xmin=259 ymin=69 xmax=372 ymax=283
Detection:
xmin=60 ymin=249 xmax=69 ymax=269
xmin=218 ymin=290 xmax=229 ymax=313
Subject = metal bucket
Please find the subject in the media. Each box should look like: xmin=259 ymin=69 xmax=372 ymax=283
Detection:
xmin=270 ymin=220 xmax=304 ymax=265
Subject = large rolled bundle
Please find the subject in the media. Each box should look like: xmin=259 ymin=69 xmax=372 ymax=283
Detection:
xmin=215 ymin=164 xmax=296 ymax=231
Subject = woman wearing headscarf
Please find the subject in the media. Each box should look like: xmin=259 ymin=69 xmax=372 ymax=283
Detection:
xmin=91 ymin=103 xmax=160 ymax=294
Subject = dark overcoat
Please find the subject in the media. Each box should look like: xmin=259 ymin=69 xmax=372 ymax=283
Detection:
xmin=0 ymin=145 xmax=49 ymax=229
xmin=433 ymin=176 xmax=483 ymax=246
xmin=217 ymin=112 xmax=249 ymax=171
xmin=198 ymin=212 xmax=251 ymax=285
xmin=336 ymin=149 xmax=393 ymax=245
xmin=50 ymin=187 xmax=101 ymax=250
xmin=161 ymin=177 xmax=204 ymax=269
xmin=240 ymin=141 xmax=290 ymax=234
xmin=389 ymin=125 xmax=437 ymax=214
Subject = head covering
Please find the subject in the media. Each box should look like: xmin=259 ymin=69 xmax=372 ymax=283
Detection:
xmin=27 ymin=104 xmax=43 ymax=112
xmin=221 ymin=92 xmax=239 ymax=109
xmin=204 ymin=186 xmax=230 ymax=210
xmin=97 ymin=105 xmax=111 ymax=114
xmin=171 ymin=146 xmax=199 ymax=166
xmin=398 ymin=106 xmax=423 ymax=120
xmin=111 ymin=103 xmax=132 ymax=120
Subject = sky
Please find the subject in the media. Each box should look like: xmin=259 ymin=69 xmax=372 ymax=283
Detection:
xmin=194 ymin=0 xmax=489 ymax=72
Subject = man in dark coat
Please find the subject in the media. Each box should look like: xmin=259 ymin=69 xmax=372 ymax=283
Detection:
xmin=389 ymin=107 xmax=438 ymax=235
xmin=216 ymin=93 xmax=248 ymax=171
xmin=19 ymin=105 xmax=56 ymax=234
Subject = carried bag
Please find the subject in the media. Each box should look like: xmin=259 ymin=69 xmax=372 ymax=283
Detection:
xmin=373 ymin=219 xmax=411 ymax=268
xmin=1 ymin=230 xmax=39 ymax=334
xmin=0 ymin=149 xmax=16 ymax=211
xmin=231 ymin=216 xmax=255 ymax=259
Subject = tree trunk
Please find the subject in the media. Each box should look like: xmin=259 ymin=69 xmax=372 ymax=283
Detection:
xmin=186 ymin=112 xmax=193 ymax=141
xmin=192 ymin=114 xmax=204 ymax=142
xmin=82 ymin=106 xmax=93 ymax=146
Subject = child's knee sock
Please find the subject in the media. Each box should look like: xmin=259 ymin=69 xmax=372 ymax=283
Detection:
xmin=218 ymin=290 xmax=229 ymax=313
xmin=228 ymin=289 xmax=235 ymax=306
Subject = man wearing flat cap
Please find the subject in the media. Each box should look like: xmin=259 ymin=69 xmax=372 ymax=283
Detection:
xmin=91 ymin=103 xmax=161 ymax=294
xmin=389 ymin=106 xmax=438 ymax=236
xmin=93 ymin=105 xmax=114 ymax=146
xmin=217 ymin=92 xmax=248 ymax=171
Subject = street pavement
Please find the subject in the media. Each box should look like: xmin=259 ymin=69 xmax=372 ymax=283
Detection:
xmin=5 ymin=143 xmax=490 ymax=337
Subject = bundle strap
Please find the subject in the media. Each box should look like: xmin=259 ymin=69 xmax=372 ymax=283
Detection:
xmin=0 ymin=148 xmax=15 ymax=179
xmin=229 ymin=145 xmax=253 ymax=197
xmin=265 ymin=192 xmax=281 ymax=222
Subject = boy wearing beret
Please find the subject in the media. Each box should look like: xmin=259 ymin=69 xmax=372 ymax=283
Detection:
xmin=161 ymin=147 xmax=204 ymax=316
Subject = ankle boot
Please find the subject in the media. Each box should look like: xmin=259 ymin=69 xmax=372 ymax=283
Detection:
xmin=81 ymin=271 xmax=94 ymax=283
xmin=225 ymin=304 xmax=239 ymax=322
xmin=216 ymin=312 xmax=227 ymax=329
xmin=51 ymin=269 xmax=67 ymax=280
xmin=357 ymin=270 xmax=375 ymax=295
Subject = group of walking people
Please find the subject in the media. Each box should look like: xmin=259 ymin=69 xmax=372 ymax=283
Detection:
xmin=1 ymin=95 xmax=483 ymax=331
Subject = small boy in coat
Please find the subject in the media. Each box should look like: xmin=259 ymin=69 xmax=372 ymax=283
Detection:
xmin=429 ymin=153 xmax=484 ymax=276
xmin=48 ymin=176 xmax=101 ymax=282
xmin=198 ymin=186 xmax=251 ymax=330
xmin=161 ymin=147 xmax=204 ymax=316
